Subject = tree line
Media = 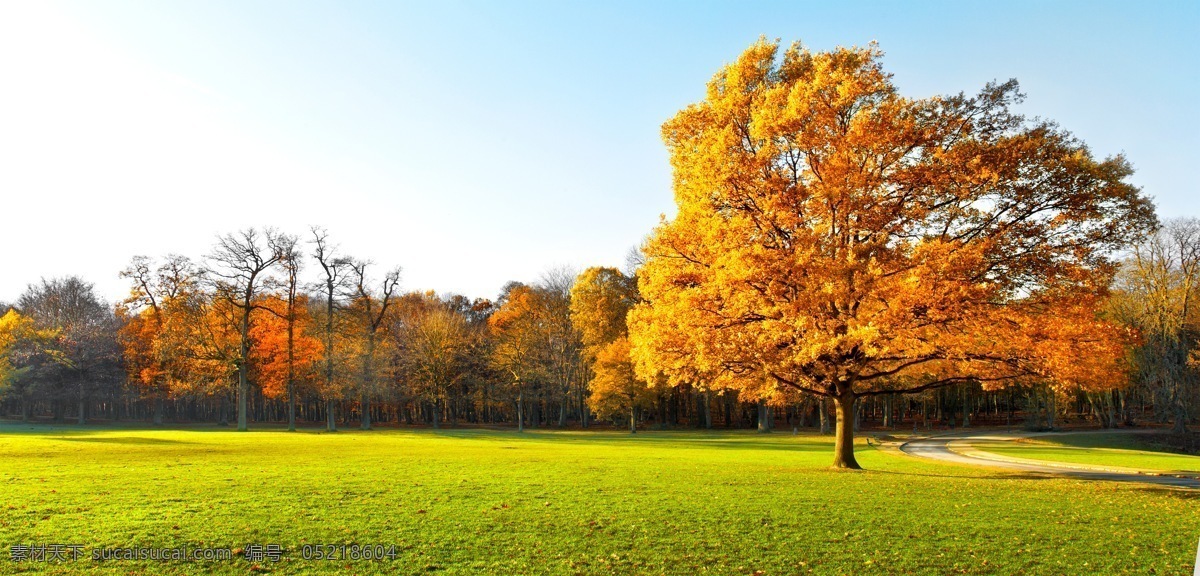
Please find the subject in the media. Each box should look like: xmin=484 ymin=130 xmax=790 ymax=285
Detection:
xmin=0 ymin=221 xmax=1195 ymax=440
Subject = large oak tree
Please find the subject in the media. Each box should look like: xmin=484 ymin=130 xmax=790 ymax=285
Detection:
xmin=629 ymin=39 xmax=1155 ymax=468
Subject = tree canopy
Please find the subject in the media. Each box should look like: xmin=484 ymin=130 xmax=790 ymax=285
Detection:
xmin=629 ymin=39 xmax=1156 ymax=468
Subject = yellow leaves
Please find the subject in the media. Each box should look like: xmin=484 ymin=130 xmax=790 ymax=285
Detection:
xmin=0 ymin=310 xmax=32 ymax=386
xmin=631 ymin=37 xmax=1151 ymax=401
xmin=569 ymin=267 xmax=637 ymax=355
xmin=569 ymin=268 xmax=653 ymax=415
xmin=0 ymin=310 xmax=30 ymax=350
xmin=586 ymin=337 xmax=653 ymax=418
xmin=0 ymin=310 xmax=58 ymax=389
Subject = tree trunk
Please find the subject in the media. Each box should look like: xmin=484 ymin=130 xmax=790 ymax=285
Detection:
xmin=723 ymin=391 xmax=732 ymax=428
xmin=819 ymin=397 xmax=830 ymax=435
xmin=1045 ymin=390 xmax=1056 ymax=429
xmin=517 ymin=387 xmax=524 ymax=433
xmin=323 ymin=280 xmax=337 ymax=432
xmin=361 ymin=335 xmax=374 ymax=430
xmin=961 ymin=385 xmax=971 ymax=428
xmin=286 ymin=317 xmax=296 ymax=432
xmin=704 ymin=390 xmax=712 ymax=429
xmin=579 ymin=384 xmax=589 ymax=428
xmin=432 ymin=400 xmax=440 ymax=429
xmin=1173 ymin=399 xmax=1189 ymax=435
xmin=832 ymin=392 xmax=860 ymax=469
xmin=757 ymin=400 xmax=770 ymax=433
xmin=629 ymin=402 xmax=636 ymax=434
xmin=154 ymin=396 xmax=164 ymax=425
xmin=237 ymin=309 xmax=250 ymax=431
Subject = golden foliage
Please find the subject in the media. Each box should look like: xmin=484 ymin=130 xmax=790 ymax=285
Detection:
xmin=586 ymin=337 xmax=654 ymax=419
xmin=629 ymin=38 xmax=1154 ymax=405
xmin=569 ymin=267 xmax=638 ymax=357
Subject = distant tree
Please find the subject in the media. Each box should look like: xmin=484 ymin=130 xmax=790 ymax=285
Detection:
xmin=402 ymin=297 xmax=472 ymax=428
xmin=206 ymin=228 xmax=293 ymax=431
xmin=0 ymin=309 xmax=58 ymax=418
xmin=118 ymin=254 xmax=199 ymax=424
xmin=347 ymin=260 xmax=401 ymax=430
xmin=587 ymin=337 xmax=654 ymax=433
xmin=570 ymin=267 xmax=646 ymax=432
xmin=1111 ymin=218 xmax=1200 ymax=433
xmin=17 ymin=277 xmax=123 ymax=424
xmin=0 ymin=311 xmax=24 ymax=390
xmin=310 ymin=227 xmax=352 ymax=431
xmin=489 ymin=284 xmax=548 ymax=432
xmin=571 ymin=267 xmax=638 ymax=353
xmin=630 ymin=39 xmax=1155 ymax=468
xmin=259 ymin=236 xmax=306 ymax=431
xmin=161 ymin=269 xmax=243 ymax=422
xmin=537 ymin=267 xmax=584 ymax=427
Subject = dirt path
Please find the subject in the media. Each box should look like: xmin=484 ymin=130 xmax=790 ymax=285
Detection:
xmin=899 ymin=430 xmax=1200 ymax=490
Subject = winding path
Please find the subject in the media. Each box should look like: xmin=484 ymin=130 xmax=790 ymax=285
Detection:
xmin=899 ymin=431 xmax=1200 ymax=490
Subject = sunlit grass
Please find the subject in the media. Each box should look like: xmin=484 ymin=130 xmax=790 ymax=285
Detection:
xmin=0 ymin=423 xmax=1197 ymax=575
xmin=974 ymin=432 xmax=1200 ymax=473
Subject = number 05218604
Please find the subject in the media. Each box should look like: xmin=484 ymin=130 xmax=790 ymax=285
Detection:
xmin=300 ymin=544 xmax=397 ymax=561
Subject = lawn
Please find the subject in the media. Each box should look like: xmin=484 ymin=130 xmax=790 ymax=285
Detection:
xmin=0 ymin=423 xmax=1197 ymax=575
xmin=974 ymin=432 xmax=1200 ymax=473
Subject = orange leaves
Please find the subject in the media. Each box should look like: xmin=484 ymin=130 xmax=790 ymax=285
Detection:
xmin=117 ymin=307 xmax=161 ymax=388
xmin=488 ymin=284 xmax=548 ymax=384
xmin=247 ymin=295 xmax=323 ymax=400
xmin=630 ymin=38 xmax=1154 ymax=402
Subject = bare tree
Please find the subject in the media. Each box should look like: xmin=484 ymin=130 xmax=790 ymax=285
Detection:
xmin=206 ymin=228 xmax=293 ymax=431
xmin=401 ymin=299 xmax=471 ymax=428
xmin=538 ymin=266 xmax=583 ymax=427
xmin=261 ymin=236 xmax=302 ymax=431
xmin=120 ymin=256 xmax=168 ymax=424
xmin=348 ymin=260 xmax=401 ymax=430
xmin=310 ymin=227 xmax=352 ymax=432
xmin=1113 ymin=218 xmax=1200 ymax=434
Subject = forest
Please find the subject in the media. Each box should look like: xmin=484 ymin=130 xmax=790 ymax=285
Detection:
xmin=0 ymin=216 xmax=1197 ymax=448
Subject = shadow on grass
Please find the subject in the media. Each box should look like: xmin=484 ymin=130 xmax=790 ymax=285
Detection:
xmin=868 ymin=466 xmax=1200 ymax=495
xmin=1125 ymin=485 xmax=1200 ymax=500
xmin=0 ymin=420 xmax=839 ymax=453
xmin=865 ymin=467 xmax=1058 ymax=482
xmin=418 ymin=428 xmax=836 ymax=452
xmin=55 ymin=436 xmax=196 ymax=446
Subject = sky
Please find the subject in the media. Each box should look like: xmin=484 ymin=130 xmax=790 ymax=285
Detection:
xmin=0 ymin=0 xmax=1197 ymax=305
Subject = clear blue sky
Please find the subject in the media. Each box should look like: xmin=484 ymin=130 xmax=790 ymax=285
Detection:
xmin=0 ymin=0 xmax=1196 ymax=303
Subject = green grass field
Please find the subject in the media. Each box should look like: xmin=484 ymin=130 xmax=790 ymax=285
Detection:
xmin=975 ymin=432 xmax=1200 ymax=473
xmin=1 ymin=424 xmax=1197 ymax=575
